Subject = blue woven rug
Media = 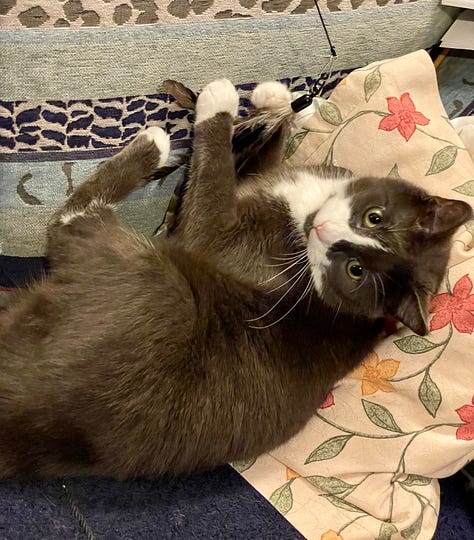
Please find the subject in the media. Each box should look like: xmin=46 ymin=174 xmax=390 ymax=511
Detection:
xmin=0 ymin=466 xmax=304 ymax=539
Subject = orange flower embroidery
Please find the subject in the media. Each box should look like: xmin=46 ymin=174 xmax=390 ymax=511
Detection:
xmin=378 ymin=92 xmax=429 ymax=141
xmin=321 ymin=530 xmax=344 ymax=540
xmin=350 ymin=352 xmax=400 ymax=395
xmin=286 ymin=467 xmax=301 ymax=481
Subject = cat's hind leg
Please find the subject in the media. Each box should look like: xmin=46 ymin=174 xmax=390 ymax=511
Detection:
xmin=55 ymin=127 xmax=169 ymax=225
xmin=47 ymin=127 xmax=170 ymax=263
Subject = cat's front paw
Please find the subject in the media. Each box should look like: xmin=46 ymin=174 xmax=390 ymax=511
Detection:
xmin=139 ymin=126 xmax=170 ymax=168
xmin=195 ymin=79 xmax=239 ymax=125
xmin=251 ymin=81 xmax=291 ymax=113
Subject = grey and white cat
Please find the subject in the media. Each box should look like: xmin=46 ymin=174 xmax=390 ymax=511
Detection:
xmin=0 ymin=80 xmax=471 ymax=479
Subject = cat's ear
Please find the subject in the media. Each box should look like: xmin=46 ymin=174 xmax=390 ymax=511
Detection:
xmin=394 ymin=288 xmax=430 ymax=336
xmin=420 ymin=196 xmax=473 ymax=236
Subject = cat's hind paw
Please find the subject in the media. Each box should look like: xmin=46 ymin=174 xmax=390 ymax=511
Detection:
xmin=251 ymin=81 xmax=291 ymax=113
xmin=139 ymin=126 xmax=170 ymax=168
xmin=196 ymin=79 xmax=239 ymax=125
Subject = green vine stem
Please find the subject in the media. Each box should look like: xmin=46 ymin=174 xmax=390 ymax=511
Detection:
xmin=323 ymin=110 xmax=388 ymax=165
xmin=415 ymin=127 xmax=465 ymax=150
xmin=398 ymin=483 xmax=438 ymax=515
xmin=315 ymin=413 xmax=407 ymax=438
xmin=302 ymin=127 xmax=335 ymax=134
xmin=389 ymin=324 xmax=453 ymax=383
xmin=315 ymin=410 xmax=462 ymax=441
xmin=337 ymin=514 xmax=368 ymax=534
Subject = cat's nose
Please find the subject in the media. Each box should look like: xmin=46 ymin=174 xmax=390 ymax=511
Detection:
xmin=315 ymin=222 xmax=327 ymax=240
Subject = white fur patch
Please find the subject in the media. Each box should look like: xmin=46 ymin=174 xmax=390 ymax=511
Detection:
xmin=141 ymin=126 xmax=170 ymax=167
xmin=273 ymin=170 xmax=383 ymax=294
xmin=195 ymin=79 xmax=239 ymax=125
xmin=251 ymin=81 xmax=291 ymax=112
xmin=60 ymin=209 xmax=86 ymax=225
xmin=273 ymin=170 xmax=348 ymax=232
xmin=60 ymin=200 xmax=115 ymax=225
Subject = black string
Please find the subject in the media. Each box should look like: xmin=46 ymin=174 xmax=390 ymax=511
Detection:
xmin=291 ymin=1 xmax=338 ymax=112
xmin=312 ymin=0 xmax=337 ymax=58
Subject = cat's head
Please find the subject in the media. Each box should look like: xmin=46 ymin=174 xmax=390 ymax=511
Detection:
xmin=278 ymin=167 xmax=472 ymax=335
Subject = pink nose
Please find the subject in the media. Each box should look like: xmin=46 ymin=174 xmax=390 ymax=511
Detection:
xmin=315 ymin=222 xmax=327 ymax=239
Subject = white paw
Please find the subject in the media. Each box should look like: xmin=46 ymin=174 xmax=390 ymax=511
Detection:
xmin=195 ymin=79 xmax=239 ymax=125
xmin=251 ymin=81 xmax=291 ymax=112
xmin=141 ymin=126 xmax=170 ymax=167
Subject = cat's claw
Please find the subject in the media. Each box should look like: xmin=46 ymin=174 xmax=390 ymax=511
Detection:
xmin=195 ymin=79 xmax=239 ymax=125
xmin=251 ymin=81 xmax=292 ymax=113
xmin=140 ymin=126 xmax=170 ymax=168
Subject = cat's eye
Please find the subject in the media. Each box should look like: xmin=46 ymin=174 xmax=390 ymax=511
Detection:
xmin=346 ymin=259 xmax=363 ymax=281
xmin=363 ymin=207 xmax=384 ymax=228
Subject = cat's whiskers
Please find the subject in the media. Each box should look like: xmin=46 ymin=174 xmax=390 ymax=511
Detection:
xmin=261 ymin=254 xmax=307 ymax=284
xmin=350 ymin=275 xmax=368 ymax=294
xmin=270 ymin=249 xmax=306 ymax=262
xmin=376 ymin=273 xmax=386 ymax=303
xmin=305 ymin=287 xmax=315 ymax=315
xmin=331 ymin=300 xmax=343 ymax=326
xmin=371 ymin=274 xmax=379 ymax=314
xmin=248 ymin=272 xmax=313 ymax=330
xmin=267 ymin=262 xmax=311 ymax=293
xmin=247 ymin=262 xmax=311 ymax=324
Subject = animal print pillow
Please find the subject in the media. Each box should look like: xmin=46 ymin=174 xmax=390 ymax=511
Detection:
xmin=235 ymin=50 xmax=474 ymax=540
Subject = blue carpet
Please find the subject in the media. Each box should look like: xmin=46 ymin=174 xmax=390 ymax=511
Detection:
xmin=434 ymin=471 xmax=474 ymax=540
xmin=0 ymin=466 xmax=304 ymax=539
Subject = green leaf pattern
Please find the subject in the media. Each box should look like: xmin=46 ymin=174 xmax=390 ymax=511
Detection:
xmin=284 ymin=131 xmax=308 ymax=160
xmin=305 ymin=475 xmax=355 ymax=495
xmin=362 ymin=400 xmax=402 ymax=432
xmin=364 ymin=67 xmax=382 ymax=102
xmin=269 ymin=482 xmax=294 ymax=515
xmin=387 ymin=163 xmax=400 ymax=178
xmin=319 ymin=101 xmax=343 ymax=126
xmin=401 ymin=511 xmax=423 ymax=540
xmin=377 ymin=522 xmax=398 ymax=540
xmin=418 ymin=372 xmax=442 ymax=417
xmin=231 ymin=457 xmax=256 ymax=473
xmin=425 ymin=145 xmax=458 ymax=175
xmin=453 ymin=180 xmax=474 ymax=196
xmin=394 ymin=335 xmax=439 ymax=354
xmin=305 ymin=435 xmax=353 ymax=463
xmin=400 ymin=474 xmax=432 ymax=487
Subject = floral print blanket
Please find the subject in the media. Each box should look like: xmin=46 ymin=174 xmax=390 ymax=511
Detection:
xmin=234 ymin=50 xmax=474 ymax=540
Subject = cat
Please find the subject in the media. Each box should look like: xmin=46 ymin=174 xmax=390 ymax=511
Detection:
xmin=0 ymin=80 xmax=471 ymax=479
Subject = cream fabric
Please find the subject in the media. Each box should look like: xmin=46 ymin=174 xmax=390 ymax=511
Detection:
xmin=234 ymin=50 xmax=474 ymax=540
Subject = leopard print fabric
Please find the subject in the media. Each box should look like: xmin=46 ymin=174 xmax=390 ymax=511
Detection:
xmin=0 ymin=94 xmax=194 ymax=153
xmin=0 ymin=74 xmax=353 ymax=154
xmin=0 ymin=0 xmax=419 ymax=29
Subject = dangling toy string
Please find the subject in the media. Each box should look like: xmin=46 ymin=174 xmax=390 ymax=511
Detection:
xmin=291 ymin=0 xmax=338 ymax=113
